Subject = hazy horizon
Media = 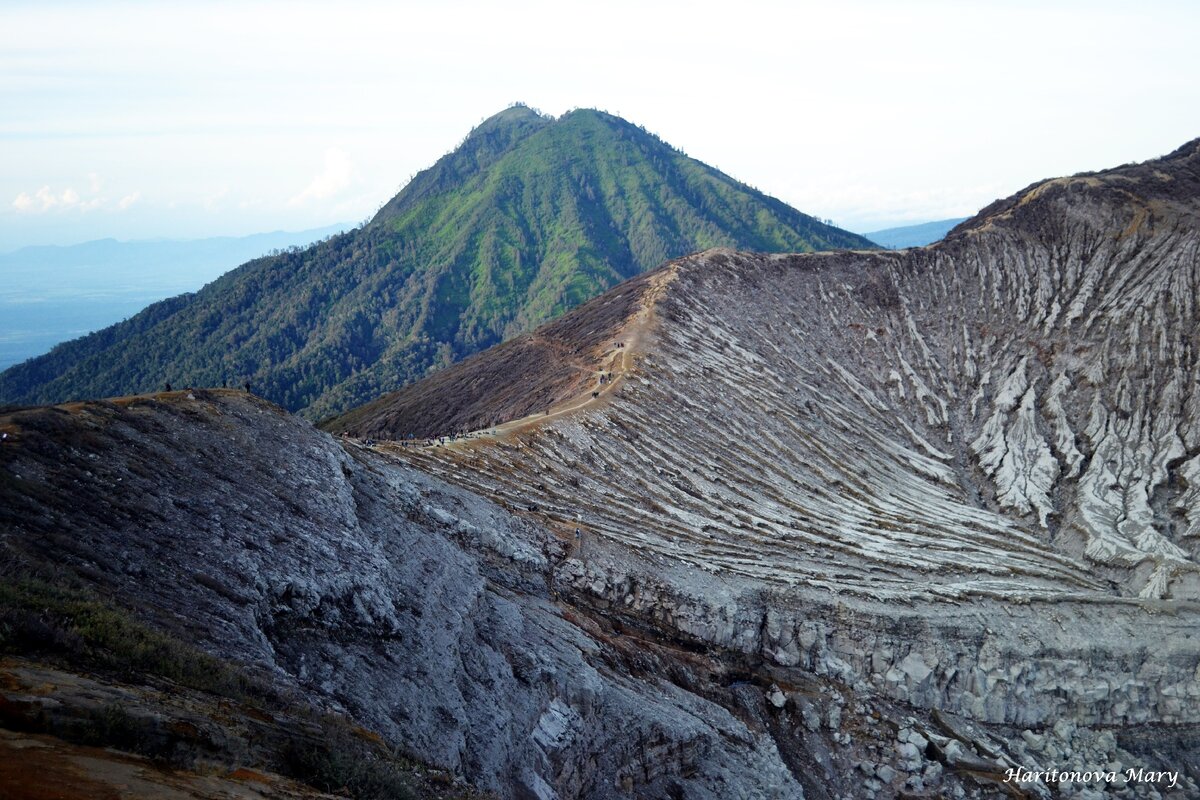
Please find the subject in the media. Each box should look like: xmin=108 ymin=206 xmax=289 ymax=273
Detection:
xmin=0 ymin=213 xmax=960 ymax=256
xmin=0 ymin=223 xmax=353 ymax=256
xmin=0 ymin=223 xmax=349 ymax=370
xmin=4 ymin=0 xmax=1198 ymax=251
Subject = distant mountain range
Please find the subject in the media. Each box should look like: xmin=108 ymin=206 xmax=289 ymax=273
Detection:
xmin=0 ymin=106 xmax=873 ymax=416
xmin=0 ymin=225 xmax=347 ymax=371
xmin=863 ymin=218 xmax=968 ymax=249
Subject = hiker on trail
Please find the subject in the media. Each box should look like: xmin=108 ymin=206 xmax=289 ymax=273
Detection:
xmin=164 ymin=382 xmax=172 ymax=392
xmin=222 ymin=379 xmax=227 ymax=389
xmin=592 ymin=391 xmax=599 ymax=399
xmin=574 ymin=527 xmax=581 ymax=539
xmin=244 ymin=381 xmax=252 ymax=394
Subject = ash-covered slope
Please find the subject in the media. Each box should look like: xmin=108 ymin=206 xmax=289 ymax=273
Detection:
xmin=5 ymin=398 xmax=1195 ymax=800
xmin=333 ymin=140 xmax=1200 ymax=780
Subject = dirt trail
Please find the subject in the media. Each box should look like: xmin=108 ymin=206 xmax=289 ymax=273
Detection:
xmin=405 ymin=265 xmax=679 ymax=453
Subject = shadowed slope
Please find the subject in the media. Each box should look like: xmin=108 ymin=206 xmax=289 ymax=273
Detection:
xmin=0 ymin=391 xmax=812 ymax=799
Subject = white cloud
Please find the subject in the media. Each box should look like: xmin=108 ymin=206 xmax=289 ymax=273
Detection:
xmin=11 ymin=191 xmax=35 ymax=212
xmin=203 ymin=186 xmax=230 ymax=211
xmin=287 ymin=148 xmax=354 ymax=207
xmin=12 ymin=186 xmax=76 ymax=213
xmin=10 ymin=182 xmax=139 ymax=214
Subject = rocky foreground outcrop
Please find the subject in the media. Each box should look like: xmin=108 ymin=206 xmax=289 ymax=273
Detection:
xmin=1 ymin=393 xmax=806 ymax=799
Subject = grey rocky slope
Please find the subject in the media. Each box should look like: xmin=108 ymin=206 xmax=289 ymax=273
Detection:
xmin=334 ymin=140 xmax=1200 ymax=796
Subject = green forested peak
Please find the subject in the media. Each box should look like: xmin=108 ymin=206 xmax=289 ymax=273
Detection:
xmin=0 ymin=106 xmax=874 ymax=418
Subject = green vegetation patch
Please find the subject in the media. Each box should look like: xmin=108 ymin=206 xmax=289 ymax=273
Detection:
xmin=0 ymin=570 xmax=253 ymax=699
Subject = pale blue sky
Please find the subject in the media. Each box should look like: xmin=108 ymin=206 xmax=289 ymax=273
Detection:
xmin=3 ymin=0 xmax=1199 ymax=251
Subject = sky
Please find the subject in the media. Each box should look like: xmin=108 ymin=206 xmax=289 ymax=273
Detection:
xmin=3 ymin=0 xmax=1199 ymax=251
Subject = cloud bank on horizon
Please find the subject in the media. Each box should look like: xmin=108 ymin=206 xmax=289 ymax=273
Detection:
xmin=2 ymin=0 xmax=1199 ymax=251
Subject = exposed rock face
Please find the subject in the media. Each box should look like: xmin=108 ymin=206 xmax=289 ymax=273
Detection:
xmin=8 ymin=398 xmax=1193 ymax=800
xmin=358 ymin=139 xmax=1200 ymax=605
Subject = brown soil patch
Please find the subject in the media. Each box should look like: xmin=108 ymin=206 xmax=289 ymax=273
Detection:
xmin=326 ymin=261 xmax=679 ymax=440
